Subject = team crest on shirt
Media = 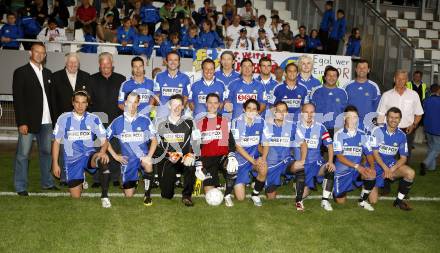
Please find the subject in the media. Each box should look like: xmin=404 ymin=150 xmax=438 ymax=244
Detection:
xmin=335 ymin=98 xmax=340 ymax=102
xmin=365 ymin=92 xmax=369 ymax=96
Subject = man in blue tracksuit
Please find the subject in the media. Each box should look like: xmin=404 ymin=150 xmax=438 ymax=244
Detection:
xmin=19 ymin=7 xmax=41 ymax=50
xmin=319 ymin=1 xmax=335 ymax=53
xmin=328 ymin=9 xmax=346 ymax=55
xmin=140 ymin=0 xmax=160 ymax=36
xmin=116 ymin=17 xmax=136 ymax=55
xmin=1 ymin=12 xmax=23 ymax=49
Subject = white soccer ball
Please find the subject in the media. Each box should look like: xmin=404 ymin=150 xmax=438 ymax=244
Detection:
xmin=205 ymin=188 xmax=224 ymax=206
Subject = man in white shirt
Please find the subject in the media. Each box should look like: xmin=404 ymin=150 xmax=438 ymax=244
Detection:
xmin=250 ymin=15 xmax=274 ymax=42
xmin=226 ymin=15 xmax=244 ymax=48
xmin=37 ymin=18 xmax=67 ymax=52
xmin=377 ymin=69 xmax=424 ymax=161
xmin=253 ymin=28 xmax=277 ymax=51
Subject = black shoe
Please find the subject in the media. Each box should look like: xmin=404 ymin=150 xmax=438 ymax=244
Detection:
xmin=17 ymin=191 xmax=29 ymax=196
xmin=43 ymin=186 xmax=60 ymax=190
xmin=91 ymin=182 xmax=101 ymax=188
xmin=113 ymin=181 xmax=120 ymax=187
xmin=59 ymin=181 xmax=68 ymax=187
xmin=182 ymin=197 xmax=194 ymax=207
xmin=393 ymin=199 xmax=412 ymax=211
xmin=143 ymin=196 xmax=153 ymax=206
xmin=420 ymin=163 xmax=427 ymax=176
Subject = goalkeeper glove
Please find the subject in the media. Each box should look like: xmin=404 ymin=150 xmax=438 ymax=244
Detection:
xmin=182 ymin=153 xmax=195 ymax=167
xmin=226 ymin=152 xmax=238 ymax=174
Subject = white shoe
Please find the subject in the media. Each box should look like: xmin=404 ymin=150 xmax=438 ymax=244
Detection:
xmin=251 ymin=195 xmax=262 ymax=207
xmin=101 ymin=197 xmax=111 ymax=208
xmin=82 ymin=181 xmax=89 ymax=190
xmin=224 ymin=194 xmax=234 ymax=207
xmin=295 ymin=201 xmax=305 ymax=212
xmin=359 ymin=201 xmax=374 ymax=211
xmin=321 ymin=199 xmax=333 ymax=211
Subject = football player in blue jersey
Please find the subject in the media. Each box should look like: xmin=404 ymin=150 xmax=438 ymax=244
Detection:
xmin=261 ymin=101 xmax=307 ymax=211
xmin=224 ymin=58 xmax=267 ymax=119
xmin=152 ymin=51 xmax=191 ymax=119
xmin=297 ymin=55 xmax=321 ymax=97
xmin=52 ymin=91 xmax=112 ymax=208
xmin=107 ymin=92 xmax=158 ymax=206
xmin=189 ymin=59 xmax=226 ymax=119
xmin=231 ymin=99 xmax=268 ymax=206
xmin=214 ymin=51 xmax=240 ymax=88
xmin=273 ymin=62 xmax=309 ymax=118
xmin=118 ymin=57 xmax=154 ymax=115
xmin=256 ymin=57 xmax=278 ymax=109
xmin=296 ymin=103 xmax=336 ymax=211
xmin=333 ymin=105 xmax=376 ymax=211
xmin=369 ymin=107 xmax=415 ymax=210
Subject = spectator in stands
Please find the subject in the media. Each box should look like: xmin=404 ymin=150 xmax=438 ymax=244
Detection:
xmin=75 ymin=0 xmax=97 ymax=34
xmin=1 ymin=12 xmax=23 ymax=50
xmin=96 ymin=11 xmax=118 ymax=42
xmin=226 ymin=15 xmax=243 ymax=47
xmin=156 ymin=19 xmax=170 ymax=35
xmin=19 ymin=7 xmax=41 ymax=50
xmin=420 ymin=84 xmax=440 ymax=175
xmin=128 ymin=0 xmax=142 ymax=19
xmin=231 ymin=27 xmax=252 ymax=50
xmin=377 ymin=69 xmax=424 ymax=162
xmin=406 ymin=70 xmax=428 ymax=103
xmin=196 ymin=0 xmax=215 ymax=24
xmin=140 ymin=0 xmax=160 ymax=36
xmin=160 ymin=32 xmax=182 ymax=57
xmin=37 ymin=18 xmax=66 ymax=52
xmin=49 ymin=0 xmax=69 ymax=28
xmin=277 ymin=23 xmax=294 ymax=52
xmin=345 ymin=27 xmax=361 ymax=57
xmin=133 ymin=24 xmax=154 ymax=59
xmin=274 ymin=66 xmax=284 ymax=84
xmin=250 ymin=15 xmax=274 ymax=42
xmin=30 ymin=0 xmax=48 ymax=27
xmin=293 ymin=25 xmax=308 ymax=53
xmin=174 ymin=0 xmax=191 ymax=18
xmin=319 ymin=1 xmax=334 ymax=53
xmin=159 ymin=0 xmax=175 ymax=21
xmin=80 ymin=24 xmax=98 ymax=53
xmin=180 ymin=24 xmax=200 ymax=57
xmin=130 ymin=14 xmax=141 ymax=32
xmin=199 ymin=19 xmax=224 ymax=49
xmin=222 ymin=0 xmax=236 ymax=24
xmin=270 ymin=15 xmax=282 ymax=47
xmin=328 ymin=9 xmax=346 ymax=55
xmin=179 ymin=16 xmax=192 ymax=40
xmin=103 ymin=0 xmax=120 ymax=30
xmin=306 ymin=29 xmax=323 ymax=53
xmin=88 ymin=52 xmax=126 ymax=187
xmin=116 ymin=17 xmax=136 ymax=55
xmin=13 ymin=42 xmax=58 ymax=196
xmin=253 ymin=28 xmax=276 ymax=51
xmin=154 ymin=33 xmax=165 ymax=57
xmin=238 ymin=0 xmax=256 ymax=27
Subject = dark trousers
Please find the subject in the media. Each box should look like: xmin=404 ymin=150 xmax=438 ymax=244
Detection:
xmin=156 ymin=159 xmax=195 ymax=199
xmin=401 ymin=127 xmax=415 ymax=163
xmin=93 ymin=137 xmax=121 ymax=183
xmin=319 ymin=29 xmax=329 ymax=53
xmin=327 ymin=38 xmax=340 ymax=55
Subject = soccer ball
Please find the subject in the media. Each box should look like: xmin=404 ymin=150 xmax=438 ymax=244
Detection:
xmin=205 ymin=188 xmax=224 ymax=206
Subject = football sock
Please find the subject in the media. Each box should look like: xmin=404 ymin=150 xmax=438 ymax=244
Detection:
xmin=360 ymin=179 xmax=375 ymax=202
xmin=295 ymin=170 xmax=305 ymax=202
xmin=322 ymin=171 xmax=334 ymax=200
xmin=252 ymin=179 xmax=265 ymax=196
xmin=225 ymin=174 xmax=236 ymax=196
xmin=397 ymin=178 xmax=413 ymax=202
xmin=143 ymin=172 xmax=154 ymax=197
xmin=98 ymin=159 xmax=110 ymax=198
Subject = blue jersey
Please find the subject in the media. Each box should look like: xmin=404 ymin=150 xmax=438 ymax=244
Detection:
xmin=140 ymin=4 xmax=160 ymax=24
xmin=320 ymin=9 xmax=335 ymax=32
xmin=0 ymin=24 xmax=23 ymax=48
xmin=333 ymin=128 xmax=373 ymax=174
xmin=19 ymin=16 xmax=41 ymax=36
xmin=262 ymin=120 xmax=302 ymax=166
xmin=295 ymin=122 xmax=332 ymax=164
xmin=118 ymin=77 xmax=154 ymax=114
xmin=116 ymin=26 xmax=136 ymax=53
xmin=310 ymin=86 xmax=348 ymax=129
xmin=371 ymin=125 xmax=408 ymax=164
xmin=306 ymin=37 xmax=322 ymax=52
xmin=153 ymin=70 xmax=190 ymax=117
xmin=189 ymin=78 xmax=226 ymax=117
xmin=273 ymin=82 xmax=309 ymax=115
xmin=231 ymin=115 xmax=265 ymax=165
xmin=297 ymin=74 xmax=321 ymax=97
xmin=344 ymin=80 xmax=381 ymax=120
xmin=256 ymin=76 xmax=278 ymax=105
xmin=107 ymin=114 xmax=155 ymax=159
xmin=53 ymin=112 xmax=107 ymax=163
xmin=227 ymin=78 xmax=266 ymax=119
xmin=329 ymin=18 xmax=346 ymax=40
xmin=180 ymin=34 xmax=201 ymax=58
xmin=214 ymin=70 xmax=240 ymax=88
xmin=81 ymin=33 xmax=98 ymax=53
xmin=423 ymin=95 xmax=440 ymax=135
xmin=133 ymin=33 xmax=154 ymax=58
xmin=198 ymin=31 xmax=224 ymax=48
xmin=346 ymin=37 xmax=361 ymax=57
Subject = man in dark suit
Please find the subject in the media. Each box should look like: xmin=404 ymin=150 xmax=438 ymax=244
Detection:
xmin=50 ymin=52 xmax=90 ymax=185
xmin=12 ymin=42 xmax=58 ymax=196
xmin=89 ymin=52 xmax=126 ymax=187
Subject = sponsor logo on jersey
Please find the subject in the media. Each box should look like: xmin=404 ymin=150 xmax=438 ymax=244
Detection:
xmin=283 ymin=98 xmax=301 ymax=108
xmin=378 ymin=144 xmax=399 ymax=156
xmin=342 ymin=146 xmax=363 ymax=157
xmin=67 ymin=130 xmax=92 ymax=141
xmin=164 ymin=133 xmax=185 ymax=143
xmin=198 ymin=94 xmax=207 ymax=104
xmin=139 ymin=93 xmax=150 ymax=103
xmin=201 ymin=130 xmax=222 ymax=141
xmin=269 ymin=137 xmax=290 ymax=147
xmin=121 ymin=132 xmax=145 ymax=142
xmin=305 ymin=138 xmax=319 ymax=149
xmin=162 ymin=87 xmax=183 ymax=97
xmin=236 ymin=93 xmax=257 ymax=103
xmin=240 ymin=135 xmax=260 ymax=146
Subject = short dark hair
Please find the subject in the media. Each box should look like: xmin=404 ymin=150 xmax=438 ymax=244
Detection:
xmin=259 ymin=57 xmax=271 ymax=66
xmin=241 ymin=58 xmax=253 ymax=66
xmin=258 ymin=15 xmax=266 ymax=21
xmin=413 ymin=70 xmax=423 ymax=76
xmin=202 ymin=58 xmax=215 ymax=69
xmin=206 ymin=93 xmax=220 ymax=102
xmin=166 ymin=50 xmax=181 ymax=61
xmin=325 ymin=1 xmax=333 ymax=7
xmin=31 ymin=42 xmax=46 ymax=51
xmin=221 ymin=51 xmax=235 ymax=60
xmin=324 ymin=65 xmax=340 ymax=77
xmin=245 ymin=0 xmax=252 ymax=5
xmin=243 ymin=98 xmax=260 ymax=111
xmin=337 ymin=9 xmax=345 ymax=15
xmin=125 ymin=91 xmax=140 ymax=102
xmin=285 ymin=62 xmax=298 ymax=72
xmin=356 ymin=59 xmax=369 ymax=67
xmin=122 ymin=17 xmax=131 ymax=23
xmin=344 ymin=105 xmax=358 ymax=114
xmin=299 ymin=25 xmax=306 ymax=30
xmin=131 ymin=56 xmax=144 ymax=66
xmin=386 ymin=107 xmax=402 ymax=118
xmin=169 ymin=94 xmax=184 ymax=104
xmin=273 ymin=101 xmax=288 ymax=110
xmin=72 ymin=90 xmax=91 ymax=103
xmin=301 ymin=102 xmax=316 ymax=111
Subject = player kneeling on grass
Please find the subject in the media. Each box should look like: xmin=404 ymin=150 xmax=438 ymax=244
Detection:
xmin=333 ymin=105 xmax=376 ymax=211
xmin=106 ymin=92 xmax=158 ymax=206
xmin=231 ymin=99 xmax=267 ymax=206
xmin=261 ymin=101 xmax=307 ymax=211
xmin=52 ymin=91 xmax=111 ymax=208
xmin=196 ymin=93 xmax=238 ymax=207
xmin=369 ymin=107 xmax=415 ymax=211
xmin=154 ymin=94 xmax=198 ymax=206
xmin=295 ymin=103 xmax=335 ymax=211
